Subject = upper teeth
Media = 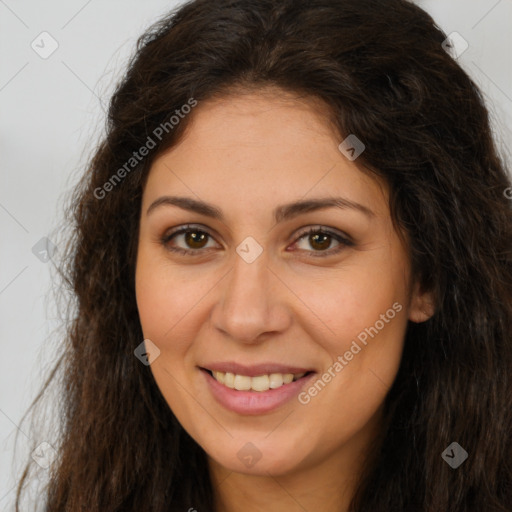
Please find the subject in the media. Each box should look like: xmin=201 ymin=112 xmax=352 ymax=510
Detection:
xmin=211 ymin=371 xmax=306 ymax=392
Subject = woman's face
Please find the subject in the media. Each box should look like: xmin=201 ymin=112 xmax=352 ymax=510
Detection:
xmin=135 ymin=88 xmax=433 ymax=477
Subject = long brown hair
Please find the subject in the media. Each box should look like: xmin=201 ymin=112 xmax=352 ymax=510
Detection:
xmin=15 ymin=0 xmax=512 ymax=510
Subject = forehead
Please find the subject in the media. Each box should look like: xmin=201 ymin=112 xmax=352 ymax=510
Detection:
xmin=176 ymin=87 xmax=340 ymax=151
xmin=143 ymin=89 xmax=389 ymax=220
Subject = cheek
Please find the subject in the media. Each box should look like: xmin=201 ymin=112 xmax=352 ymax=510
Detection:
xmin=135 ymin=249 xmax=207 ymax=426
xmin=296 ymin=279 xmax=407 ymax=456
xmin=135 ymin=247 xmax=213 ymax=354
xmin=291 ymin=253 xmax=409 ymax=421
xmin=294 ymin=258 xmax=408 ymax=354
xmin=135 ymin=243 xmax=218 ymax=334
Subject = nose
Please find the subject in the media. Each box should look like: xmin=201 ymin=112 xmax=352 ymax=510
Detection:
xmin=210 ymin=250 xmax=292 ymax=344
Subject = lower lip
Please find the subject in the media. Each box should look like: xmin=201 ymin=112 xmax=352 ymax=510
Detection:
xmin=201 ymin=369 xmax=315 ymax=415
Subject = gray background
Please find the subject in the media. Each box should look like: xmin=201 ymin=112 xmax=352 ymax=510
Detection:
xmin=1 ymin=0 xmax=511 ymax=508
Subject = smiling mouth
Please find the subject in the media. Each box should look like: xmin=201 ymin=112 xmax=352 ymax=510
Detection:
xmin=202 ymin=368 xmax=314 ymax=392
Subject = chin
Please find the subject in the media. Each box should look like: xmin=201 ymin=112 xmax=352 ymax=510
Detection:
xmin=206 ymin=436 xmax=310 ymax=476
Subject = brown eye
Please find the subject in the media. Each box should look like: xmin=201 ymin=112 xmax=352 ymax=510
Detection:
xmin=308 ymin=232 xmax=332 ymax=251
xmin=292 ymin=226 xmax=353 ymax=257
xmin=161 ymin=225 xmax=218 ymax=255
xmin=183 ymin=230 xmax=209 ymax=249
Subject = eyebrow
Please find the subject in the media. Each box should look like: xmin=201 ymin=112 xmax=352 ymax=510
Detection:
xmin=146 ymin=195 xmax=375 ymax=222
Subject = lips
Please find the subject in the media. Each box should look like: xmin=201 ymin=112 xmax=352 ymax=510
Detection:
xmin=200 ymin=365 xmax=316 ymax=415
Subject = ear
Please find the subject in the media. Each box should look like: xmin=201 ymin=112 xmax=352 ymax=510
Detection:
xmin=408 ymin=280 xmax=435 ymax=323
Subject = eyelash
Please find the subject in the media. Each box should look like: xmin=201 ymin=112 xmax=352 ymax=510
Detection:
xmin=160 ymin=224 xmax=354 ymax=258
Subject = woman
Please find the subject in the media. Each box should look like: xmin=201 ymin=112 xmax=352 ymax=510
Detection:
xmin=15 ymin=0 xmax=512 ymax=510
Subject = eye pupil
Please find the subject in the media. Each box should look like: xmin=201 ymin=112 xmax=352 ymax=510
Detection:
xmin=310 ymin=233 xmax=331 ymax=250
xmin=185 ymin=231 xmax=208 ymax=248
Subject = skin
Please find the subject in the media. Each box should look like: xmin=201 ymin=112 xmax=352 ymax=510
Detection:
xmin=135 ymin=86 xmax=434 ymax=512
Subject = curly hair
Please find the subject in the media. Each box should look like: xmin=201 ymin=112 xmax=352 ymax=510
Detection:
xmin=14 ymin=0 xmax=512 ymax=510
